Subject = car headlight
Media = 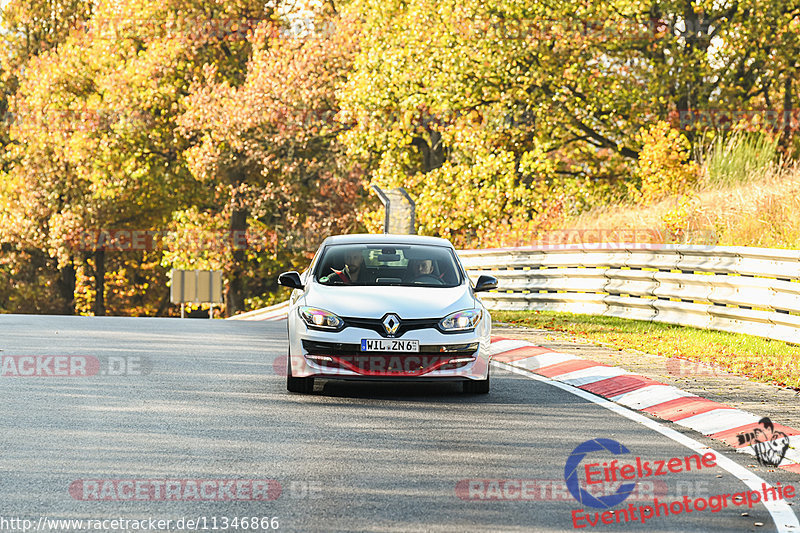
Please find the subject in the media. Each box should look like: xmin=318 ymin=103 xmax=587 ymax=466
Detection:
xmin=439 ymin=309 xmax=482 ymax=332
xmin=299 ymin=306 xmax=344 ymax=331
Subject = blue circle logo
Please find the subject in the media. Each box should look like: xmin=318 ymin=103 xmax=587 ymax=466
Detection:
xmin=564 ymin=438 xmax=636 ymax=509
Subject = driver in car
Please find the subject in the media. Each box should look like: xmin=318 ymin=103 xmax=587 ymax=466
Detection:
xmin=320 ymin=250 xmax=364 ymax=284
xmin=411 ymin=258 xmax=434 ymax=279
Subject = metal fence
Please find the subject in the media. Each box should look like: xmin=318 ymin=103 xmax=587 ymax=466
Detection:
xmin=458 ymin=245 xmax=800 ymax=344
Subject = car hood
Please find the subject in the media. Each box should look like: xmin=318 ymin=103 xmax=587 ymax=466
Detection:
xmin=302 ymin=284 xmax=475 ymax=319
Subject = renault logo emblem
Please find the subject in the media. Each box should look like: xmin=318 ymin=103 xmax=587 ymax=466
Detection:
xmin=382 ymin=314 xmax=400 ymax=336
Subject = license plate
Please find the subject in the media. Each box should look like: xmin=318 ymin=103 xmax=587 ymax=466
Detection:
xmin=360 ymin=339 xmax=420 ymax=352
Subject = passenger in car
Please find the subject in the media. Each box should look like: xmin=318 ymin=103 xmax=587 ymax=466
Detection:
xmin=406 ymin=258 xmax=445 ymax=284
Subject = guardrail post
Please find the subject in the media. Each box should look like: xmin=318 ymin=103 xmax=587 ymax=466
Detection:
xmin=371 ymin=185 xmax=416 ymax=234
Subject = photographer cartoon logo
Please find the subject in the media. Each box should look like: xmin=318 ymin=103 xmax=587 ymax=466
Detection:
xmin=737 ymin=417 xmax=789 ymax=467
xmin=564 ymin=438 xmax=636 ymax=509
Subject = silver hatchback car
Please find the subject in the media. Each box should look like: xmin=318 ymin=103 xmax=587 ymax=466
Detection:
xmin=278 ymin=234 xmax=498 ymax=394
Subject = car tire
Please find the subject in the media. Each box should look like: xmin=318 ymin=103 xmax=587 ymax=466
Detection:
xmin=287 ymin=376 xmax=314 ymax=393
xmin=463 ymin=372 xmax=490 ymax=394
xmin=286 ymin=356 xmax=314 ymax=393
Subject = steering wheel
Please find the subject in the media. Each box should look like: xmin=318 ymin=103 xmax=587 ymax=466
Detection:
xmin=413 ymin=274 xmax=444 ymax=285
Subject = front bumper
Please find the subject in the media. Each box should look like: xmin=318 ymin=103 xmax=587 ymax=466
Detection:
xmin=288 ymin=314 xmax=491 ymax=381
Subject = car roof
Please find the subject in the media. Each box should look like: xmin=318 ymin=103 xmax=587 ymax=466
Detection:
xmin=320 ymin=233 xmax=455 ymax=248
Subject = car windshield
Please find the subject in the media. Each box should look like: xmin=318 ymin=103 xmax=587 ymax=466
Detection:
xmin=314 ymin=243 xmax=463 ymax=287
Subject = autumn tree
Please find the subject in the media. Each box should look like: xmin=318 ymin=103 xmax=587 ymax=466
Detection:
xmin=337 ymin=0 xmax=800 ymax=245
xmin=0 ymin=0 xmax=94 ymax=313
xmin=180 ymin=4 xmax=365 ymax=315
xmin=2 ymin=0 xmax=272 ymax=315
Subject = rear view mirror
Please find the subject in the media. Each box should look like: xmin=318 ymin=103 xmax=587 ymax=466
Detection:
xmin=278 ymin=271 xmax=304 ymax=290
xmin=474 ymin=275 xmax=498 ymax=292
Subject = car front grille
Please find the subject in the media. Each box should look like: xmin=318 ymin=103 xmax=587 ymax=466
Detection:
xmin=340 ymin=317 xmax=444 ymax=337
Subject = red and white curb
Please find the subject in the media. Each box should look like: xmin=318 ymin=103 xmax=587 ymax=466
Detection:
xmin=489 ymin=335 xmax=800 ymax=476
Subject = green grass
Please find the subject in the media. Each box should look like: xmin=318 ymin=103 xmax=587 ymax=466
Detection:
xmin=492 ymin=310 xmax=800 ymax=389
xmin=701 ymin=130 xmax=779 ymax=186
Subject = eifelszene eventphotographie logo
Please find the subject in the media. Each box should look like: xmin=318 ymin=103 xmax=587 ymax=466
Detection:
xmin=736 ymin=417 xmax=790 ymax=467
xmin=564 ymin=438 xmax=718 ymax=510
xmin=564 ymin=438 xmax=637 ymax=509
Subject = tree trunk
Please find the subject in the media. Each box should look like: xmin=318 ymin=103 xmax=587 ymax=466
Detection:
xmin=155 ymin=289 xmax=172 ymax=317
xmin=782 ymin=76 xmax=792 ymax=144
xmin=57 ymin=260 xmax=76 ymax=315
xmin=93 ymin=250 xmax=106 ymax=316
xmin=411 ymin=129 xmax=445 ymax=173
xmin=225 ymin=200 xmax=248 ymax=317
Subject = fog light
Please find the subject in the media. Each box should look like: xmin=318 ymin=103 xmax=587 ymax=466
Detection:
xmin=306 ymin=355 xmax=334 ymax=362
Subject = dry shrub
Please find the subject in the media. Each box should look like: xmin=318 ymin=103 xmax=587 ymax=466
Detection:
xmin=566 ymin=161 xmax=800 ymax=249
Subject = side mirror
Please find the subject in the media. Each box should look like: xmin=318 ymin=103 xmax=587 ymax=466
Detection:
xmin=474 ymin=275 xmax=498 ymax=293
xmin=278 ymin=271 xmax=304 ymax=290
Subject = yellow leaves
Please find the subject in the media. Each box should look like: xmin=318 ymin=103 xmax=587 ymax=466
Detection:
xmin=633 ymin=121 xmax=700 ymax=205
xmin=518 ymin=142 xmax=557 ymax=178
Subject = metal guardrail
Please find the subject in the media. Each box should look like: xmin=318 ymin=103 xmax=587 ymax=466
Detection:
xmin=229 ymin=300 xmax=290 ymax=321
xmin=458 ymin=244 xmax=800 ymax=344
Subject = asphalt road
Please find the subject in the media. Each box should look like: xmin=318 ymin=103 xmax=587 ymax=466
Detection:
xmin=0 ymin=315 xmax=795 ymax=532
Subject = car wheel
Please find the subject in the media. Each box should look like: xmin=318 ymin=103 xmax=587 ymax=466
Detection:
xmin=463 ymin=372 xmax=490 ymax=394
xmin=286 ymin=356 xmax=314 ymax=393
